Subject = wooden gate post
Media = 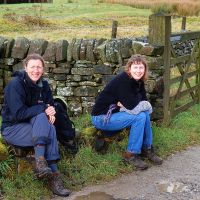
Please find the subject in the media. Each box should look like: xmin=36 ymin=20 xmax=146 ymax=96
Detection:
xmin=111 ymin=21 xmax=118 ymax=39
xmin=149 ymin=13 xmax=171 ymax=125
xmin=181 ymin=16 xmax=186 ymax=31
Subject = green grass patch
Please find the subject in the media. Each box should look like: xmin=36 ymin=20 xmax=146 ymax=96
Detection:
xmin=0 ymin=173 xmax=50 ymax=200
xmin=1 ymin=104 xmax=200 ymax=199
xmin=0 ymin=0 xmax=199 ymax=40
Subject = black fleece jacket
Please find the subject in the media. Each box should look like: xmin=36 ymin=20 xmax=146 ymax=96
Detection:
xmin=1 ymin=70 xmax=54 ymax=131
xmin=91 ymin=72 xmax=147 ymax=116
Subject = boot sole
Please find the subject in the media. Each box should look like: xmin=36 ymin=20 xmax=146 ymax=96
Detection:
xmin=53 ymin=191 xmax=71 ymax=197
xmin=122 ymin=158 xmax=148 ymax=170
xmin=140 ymin=156 xmax=163 ymax=165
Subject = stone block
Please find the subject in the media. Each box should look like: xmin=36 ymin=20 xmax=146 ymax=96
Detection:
xmin=4 ymin=38 xmax=15 ymax=58
xmin=132 ymin=41 xmax=143 ymax=54
xmin=54 ymin=74 xmax=67 ymax=81
xmin=68 ymin=101 xmax=82 ymax=116
xmin=45 ymin=63 xmax=56 ymax=69
xmin=71 ymin=67 xmax=94 ymax=75
xmin=139 ymin=45 xmax=164 ymax=56
xmin=74 ymin=86 xmax=98 ymax=96
xmin=65 ymin=82 xmax=79 ymax=87
xmin=95 ymin=42 xmax=106 ymax=63
xmin=120 ymin=38 xmax=132 ymax=58
xmin=93 ymin=38 xmax=107 ymax=60
xmin=0 ymin=69 xmax=3 ymax=76
xmin=73 ymin=39 xmax=81 ymax=61
xmin=28 ymin=39 xmax=48 ymax=55
xmin=74 ymin=60 xmax=93 ymax=68
xmin=13 ymin=62 xmax=23 ymax=72
xmin=55 ymin=40 xmax=68 ymax=61
xmin=145 ymin=79 xmax=156 ymax=93
xmin=4 ymin=58 xmax=15 ymax=66
xmin=67 ymin=39 xmax=76 ymax=62
xmin=82 ymin=75 xmax=93 ymax=81
xmin=0 ymin=79 xmax=3 ymax=87
xmin=105 ymin=39 xmax=120 ymax=63
xmin=0 ymin=37 xmax=7 ymax=58
xmin=86 ymin=39 xmax=95 ymax=62
xmin=57 ymin=86 xmax=74 ymax=96
xmin=79 ymin=81 xmax=98 ymax=86
xmin=73 ymin=75 xmax=82 ymax=81
xmin=53 ymin=67 xmax=70 ymax=74
xmin=43 ymin=42 xmax=56 ymax=62
xmin=94 ymin=64 xmax=112 ymax=74
xmin=11 ymin=37 xmax=30 ymax=59
xmin=80 ymin=39 xmax=88 ymax=60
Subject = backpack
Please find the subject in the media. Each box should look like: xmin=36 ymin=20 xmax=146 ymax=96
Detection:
xmin=53 ymin=97 xmax=76 ymax=143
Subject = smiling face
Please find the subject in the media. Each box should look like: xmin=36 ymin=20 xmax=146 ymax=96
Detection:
xmin=129 ymin=62 xmax=145 ymax=81
xmin=25 ymin=59 xmax=44 ymax=83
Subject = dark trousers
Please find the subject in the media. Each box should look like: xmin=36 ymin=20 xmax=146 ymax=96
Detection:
xmin=2 ymin=113 xmax=60 ymax=161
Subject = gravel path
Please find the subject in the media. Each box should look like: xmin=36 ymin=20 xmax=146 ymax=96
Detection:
xmin=55 ymin=145 xmax=200 ymax=200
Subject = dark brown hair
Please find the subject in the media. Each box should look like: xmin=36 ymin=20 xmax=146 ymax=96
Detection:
xmin=125 ymin=54 xmax=148 ymax=81
xmin=23 ymin=53 xmax=45 ymax=68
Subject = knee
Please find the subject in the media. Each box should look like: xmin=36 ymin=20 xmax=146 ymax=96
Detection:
xmin=135 ymin=112 xmax=146 ymax=122
xmin=34 ymin=113 xmax=50 ymax=125
xmin=36 ymin=113 xmax=48 ymax=120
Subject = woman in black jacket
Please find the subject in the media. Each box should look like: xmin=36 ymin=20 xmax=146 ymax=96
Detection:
xmin=1 ymin=54 xmax=70 ymax=197
xmin=91 ymin=54 xmax=162 ymax=170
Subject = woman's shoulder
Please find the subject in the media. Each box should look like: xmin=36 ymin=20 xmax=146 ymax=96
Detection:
xmin=110 ymin=71 xmax=129 ymax=83
xmin=7 ymin=75 xmax=23 ymax=88
xmin=42 ymin=79 xmax=50 ymax=88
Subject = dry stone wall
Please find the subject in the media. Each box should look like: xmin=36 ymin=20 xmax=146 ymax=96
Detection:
xmin=0 ymin=36 xmax=165 ymax=120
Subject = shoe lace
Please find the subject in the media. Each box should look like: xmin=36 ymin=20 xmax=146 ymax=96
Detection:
xmin=54 ymin=176 xmax=65 ymax=190
xmin=36 ymin=157 xmax=47 ymax=169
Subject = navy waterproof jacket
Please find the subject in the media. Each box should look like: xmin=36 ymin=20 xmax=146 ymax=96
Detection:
xmin=1 ymin=70 xmax=54 ymax=131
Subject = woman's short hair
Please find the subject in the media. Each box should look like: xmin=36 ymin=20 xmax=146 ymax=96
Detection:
xmin=23 ymin=53 xmax=45 ymax=68
xmin=125 ymin=54 xmax=148 ymax=81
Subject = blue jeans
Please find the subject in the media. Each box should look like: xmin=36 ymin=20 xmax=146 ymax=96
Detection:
xmin=2 ymin=113 xmax=60 ymax=161
xmin=91 ymin=111 xmax=153 ymax=154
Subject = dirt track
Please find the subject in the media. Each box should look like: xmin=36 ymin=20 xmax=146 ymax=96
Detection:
xmin=55 ymin=145 xmax=200 ymax=200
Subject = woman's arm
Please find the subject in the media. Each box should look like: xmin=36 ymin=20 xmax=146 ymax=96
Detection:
xmin=5 ymin=80 xmax=47 ymax=121
xmin=119 ymin=101 xmax=152 ymax=115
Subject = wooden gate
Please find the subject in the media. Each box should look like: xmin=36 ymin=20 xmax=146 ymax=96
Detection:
xmin=149 ymin=14 xmax=200 ymax=125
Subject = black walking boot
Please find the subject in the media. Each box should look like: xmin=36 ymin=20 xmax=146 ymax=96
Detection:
xmin=49 ymin=172 xmax=71 ymax=197
xmin=141 ymin=147 xmax=163 ymax=165
xmin=123 ymin=152 xmax=148 ymax=170
xmin=35 ymin=156 xmax=52 ymax=179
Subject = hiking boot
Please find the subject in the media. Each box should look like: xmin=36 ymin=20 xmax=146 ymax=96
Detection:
xmin=93 ymin=134 xmax=109 ymax=154
xmin=49 ymin=172 xmax=71 ymax=197
xmin=35 ymin=156 xmax=52 ymax=179
xmin=141 ymin=147 xmax=163 ymax=165
xmin=123 ymin=152 xmax=148 ymax=170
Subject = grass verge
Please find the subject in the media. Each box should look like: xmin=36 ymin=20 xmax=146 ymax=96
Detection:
xmin=1 ymin=104 xmax=200 ymax=199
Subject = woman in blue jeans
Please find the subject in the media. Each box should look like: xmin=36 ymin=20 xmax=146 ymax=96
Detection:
xmin=91 ymin=54 xmax=162 ymax=170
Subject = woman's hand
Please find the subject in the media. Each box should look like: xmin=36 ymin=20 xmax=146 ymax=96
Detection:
xmin=45 ymin=105 xmax=56 ymax=116
xmin=117 ymin=101 xmax=124 ymax=108
xmin=48 ymin=115 xmax=56 ymax=124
